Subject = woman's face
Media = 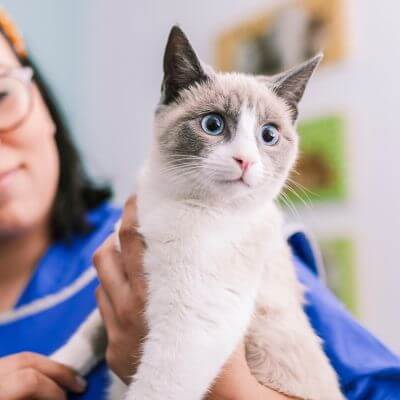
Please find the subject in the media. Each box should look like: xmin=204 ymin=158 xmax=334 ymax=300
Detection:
xmin=0 ymin=34 xmax=59 ymax=238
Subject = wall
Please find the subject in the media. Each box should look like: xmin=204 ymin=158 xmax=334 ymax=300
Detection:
xmin=1 ymin=0 xmax=86 ymax=141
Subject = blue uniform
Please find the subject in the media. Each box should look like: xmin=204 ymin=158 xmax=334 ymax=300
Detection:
xmin=0 ymin=203 xmax=399 ymax=399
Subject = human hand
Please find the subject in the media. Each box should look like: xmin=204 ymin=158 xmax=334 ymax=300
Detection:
xmin=93 ymin=196 xmax=147 ymax=384
xmin=208 ymin=342 xmax=293 ymax=400
xmin=0 ymin=352 xmax=87 ymax=400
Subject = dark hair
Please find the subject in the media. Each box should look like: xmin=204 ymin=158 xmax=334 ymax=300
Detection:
xmin=3 ymin=33 xmax=113 ymax=240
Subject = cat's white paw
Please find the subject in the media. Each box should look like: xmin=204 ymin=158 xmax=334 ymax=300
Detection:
xmin=51 ymin=345 xmax=78 ymax=369
xmin=51 ymin=342 xmax=100 ymax=376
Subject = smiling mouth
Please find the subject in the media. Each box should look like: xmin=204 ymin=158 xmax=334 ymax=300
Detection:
xmin=0 ymin=166 xmax=22 ymax=184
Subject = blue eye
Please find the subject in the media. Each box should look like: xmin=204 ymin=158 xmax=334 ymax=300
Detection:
xmin=201 ymin=113 xmax=224 ymax=136
xmin=261 ymin=123 xmax=280 ymax=146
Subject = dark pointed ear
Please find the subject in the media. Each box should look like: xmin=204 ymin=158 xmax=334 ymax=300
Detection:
xmin=271 ymin=53 xmax=323 ymax=121
xmin=161 ymin=26 xmax=208 ymax=105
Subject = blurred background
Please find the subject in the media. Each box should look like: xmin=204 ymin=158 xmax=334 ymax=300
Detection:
xmin=3 ymin=0 xmax=399 ymax=353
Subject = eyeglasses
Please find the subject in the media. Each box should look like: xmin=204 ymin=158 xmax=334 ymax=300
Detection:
xmin=0 ymin=66 xmax=33 ymax=133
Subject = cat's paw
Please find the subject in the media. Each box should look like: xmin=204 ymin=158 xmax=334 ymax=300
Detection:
xmin=51 ymin=345 xmax=80 ymax=370
xmin=51 ymin=343 xmax=99 ymax=376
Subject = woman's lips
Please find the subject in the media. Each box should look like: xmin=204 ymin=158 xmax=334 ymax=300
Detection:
xmin=0 ymin=166 xmax=22 ymax=187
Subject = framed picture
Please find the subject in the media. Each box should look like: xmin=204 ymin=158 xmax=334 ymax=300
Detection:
xmin=283 ymin=115 xmax=347 ymax=205
xmin=216 ymin=0 xmax=346 ymax=75
xmin=319 ymin=237 xmax=357 ymax=314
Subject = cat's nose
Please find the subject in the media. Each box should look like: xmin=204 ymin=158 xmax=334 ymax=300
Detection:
xmin=233 ymin=156 xmax=250 ymax=172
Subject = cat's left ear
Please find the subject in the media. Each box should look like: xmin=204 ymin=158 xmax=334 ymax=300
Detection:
xmin=161 ymin=26 xmax=208 ymax=105
xmin=271 ymin=53 xmax=323 ymax=121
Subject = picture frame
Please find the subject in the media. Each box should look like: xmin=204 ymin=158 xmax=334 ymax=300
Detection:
xmin=216 ymin=0 xmax=346 ymax=75
xmin=284 ymin=115 xmax=348 ymax=205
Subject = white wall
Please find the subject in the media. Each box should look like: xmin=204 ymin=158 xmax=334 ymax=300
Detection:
xmin=1 ymin=0 xmax=86 ymax=140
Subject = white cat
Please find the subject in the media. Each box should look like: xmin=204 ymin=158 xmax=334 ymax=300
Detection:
xmin=52 ymin=26 xmax=344 ymax=400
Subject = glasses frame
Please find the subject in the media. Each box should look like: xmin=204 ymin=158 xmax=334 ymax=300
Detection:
xmin=0 ymin=65 xmax=33 ymax=134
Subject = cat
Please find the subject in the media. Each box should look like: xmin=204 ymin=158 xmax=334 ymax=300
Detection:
xmin=51 ymin=26 xmax=344 ymax=400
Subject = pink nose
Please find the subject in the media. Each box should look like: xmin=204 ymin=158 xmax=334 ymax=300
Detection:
xmin=233 ymin=157 xmax=250 ymax=172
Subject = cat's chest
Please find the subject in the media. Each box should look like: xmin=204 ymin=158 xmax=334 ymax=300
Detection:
xmin=139 ymin=202 xmax=280 ymax=278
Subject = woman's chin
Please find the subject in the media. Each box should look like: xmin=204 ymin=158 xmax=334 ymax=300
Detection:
xmin=0 ymin=201 xmax=39 ymax=237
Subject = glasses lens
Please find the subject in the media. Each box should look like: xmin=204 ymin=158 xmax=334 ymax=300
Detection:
xmin=0 ymin=76 xmax=30 ymax=131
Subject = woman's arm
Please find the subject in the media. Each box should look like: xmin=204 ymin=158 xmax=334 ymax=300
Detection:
xmin=93 ymin=198 xmax=292 ymax=400
xmin=0 ymin=352 xmax=86 ymax=400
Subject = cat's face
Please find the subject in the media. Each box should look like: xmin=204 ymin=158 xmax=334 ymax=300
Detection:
xmin=154 ymin=27 xmax=321 ymax=204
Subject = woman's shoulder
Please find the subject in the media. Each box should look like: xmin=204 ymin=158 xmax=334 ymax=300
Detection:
xmin=51 ymin=202 xmax=121 ymax=282
xmin=86 ymin=202 xmax=121 ymax=232
xmin=21 ymin=202 xmax=122 ymax=303
xmin=0 ymin=203 xmax=121 ymax=399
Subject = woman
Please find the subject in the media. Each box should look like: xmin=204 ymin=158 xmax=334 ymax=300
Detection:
xmin=0 ymin=8 xmax=399 ymax=400
xmin=0 ymin=8 xmax=118 ymax=399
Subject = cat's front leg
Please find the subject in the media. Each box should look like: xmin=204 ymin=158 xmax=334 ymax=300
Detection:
xmin=51 ymin=309 xmax=106 ymax=376
xmin=123 ymin=282 xmax=255 ymax=400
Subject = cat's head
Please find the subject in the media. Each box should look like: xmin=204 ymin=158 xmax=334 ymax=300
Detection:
xmin=153 ymin=26 xmax=322 ymax=205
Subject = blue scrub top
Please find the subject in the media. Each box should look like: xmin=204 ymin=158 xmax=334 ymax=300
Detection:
xmin=0 ymin=203 xmax=399 ymax=399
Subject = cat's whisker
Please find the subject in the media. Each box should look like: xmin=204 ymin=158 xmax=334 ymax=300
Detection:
xmin=160 ymin=164 xmax=202 ymax=175
xmin=284 ymin=184 xmax=312 ymax=210
xmin=163 ymin=158 xmax=232 ymax=174
xmin=279 ymin=191 xmax=300 ymax=217
xmin=163 ymin=164 xmax=234 ymax=180
xmin=286 ymin=177 xmax=318 ymax=197
xmin=290 ymin=168 xmax=301 ymax=176
xmin=260 ymin=170 xmax=314 ymax=210
xmin=167 ymin=170 xmax=200 ymax=182
xmin=167 ymin=154 xmax=231 ymax=166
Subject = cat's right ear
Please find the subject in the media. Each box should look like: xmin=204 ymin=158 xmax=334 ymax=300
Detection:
xmin=270 ymin=54 xmax=323 ymax=121
xmin=161 ymin=26 xmax=208 ymax=105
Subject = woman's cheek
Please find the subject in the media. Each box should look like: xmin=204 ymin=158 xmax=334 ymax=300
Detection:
xmin=26 ymin=137 xmax=60 ymax=223
xmin=0 ymin=139 xmax=59 ymax=235
xmin=0 ymin=83 xmax=59 ymax=235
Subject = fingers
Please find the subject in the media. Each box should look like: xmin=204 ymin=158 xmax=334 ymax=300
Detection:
xmin=0 ymin=352 xmax=86 ymax=394
xmin=0 ymin=368 xmax=67 ymax=400
xmin=118 ymin=197 xmax=146 ymax=288
xmin=93 ymin=196 xmax=147 ymax=323
xmin=119 ymin=196 xmax=138 ymax=240
xmin=93 ymin=234 xmax=128 ymax=307
xmin=96 ymin=285 xmax=119 ymax=337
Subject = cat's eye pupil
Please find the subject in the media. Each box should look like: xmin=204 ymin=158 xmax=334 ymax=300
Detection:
xmin=201 ymin=114 xmax=224 ymax=136
xmin=206 ymin=118 xmax=220 ymax=132
xmin=261 ymin=124 xmax=280 ymax=146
